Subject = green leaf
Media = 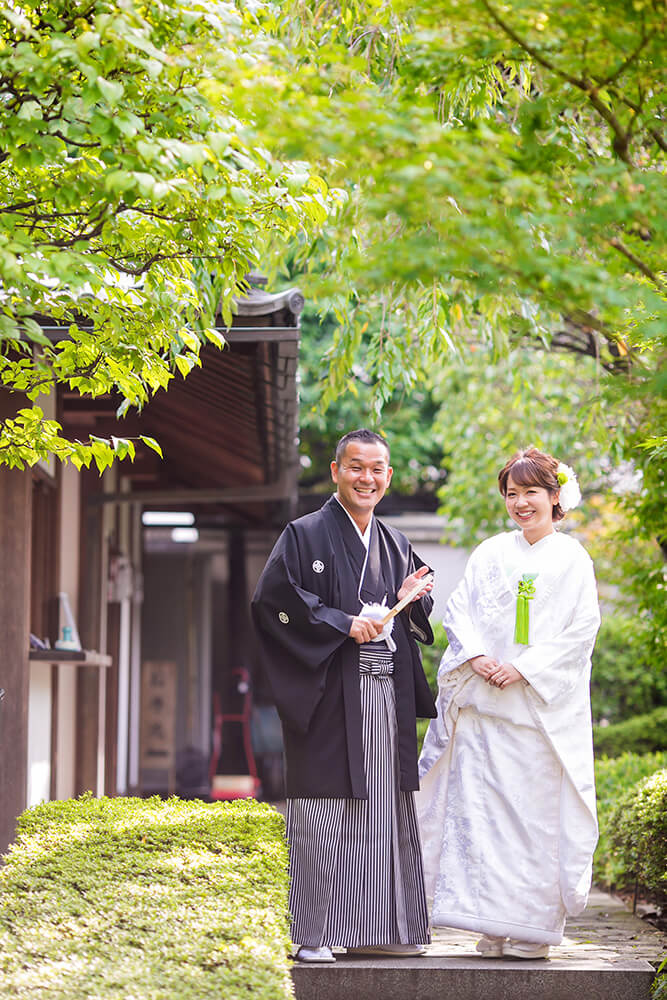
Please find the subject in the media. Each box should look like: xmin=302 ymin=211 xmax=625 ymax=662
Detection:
xmin=97 ymin=77 xmax=125 ymax=106
xmin=140 ymin=435 xmax=163 ymax=458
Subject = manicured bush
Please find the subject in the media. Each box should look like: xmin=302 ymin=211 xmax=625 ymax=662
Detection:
xmin=593 ymin=752 xmax=667 ymax=887
xmin=593 ymin=707 xmax=667 ymax=758
xmin=607 ymin=769 xmax=667 ymax=906
xmin=590 ymin=615 xmax=667 ymax=725
xmin=0 ymin=795 xmax=292 ymax=1000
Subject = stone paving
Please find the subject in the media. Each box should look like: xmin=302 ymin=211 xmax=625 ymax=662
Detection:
xmin=428 ymin=888 xmax=665 ymax=967
xmin=293 ymin=889 xmax=666 ymax=1000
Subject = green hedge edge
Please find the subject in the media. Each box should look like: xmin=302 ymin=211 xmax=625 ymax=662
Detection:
xmin=594 ymin=707 xmax=667 ymax=758
xmin=0 ymin=795 xmax=293 ymax=1000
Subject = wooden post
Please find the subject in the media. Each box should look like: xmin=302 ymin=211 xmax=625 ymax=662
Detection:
xmin=75 ymin=470 xmax=103 ymax=796
xmin=0 ymin=465 xmax=32 ymax=854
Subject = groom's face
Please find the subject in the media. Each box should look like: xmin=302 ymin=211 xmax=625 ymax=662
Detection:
xmin=331 ymin=441 xmax=393 ymax=520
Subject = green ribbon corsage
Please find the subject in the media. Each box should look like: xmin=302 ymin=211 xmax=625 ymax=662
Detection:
xmin=515 ymin=573 xmax=538 ymax=645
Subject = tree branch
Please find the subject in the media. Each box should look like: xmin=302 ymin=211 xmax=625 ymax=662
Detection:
xmin=608 ymin=237 xmax=666 ymax=291
xmin=51 ymin=130 xmax=101 ymax=149
xmin=480 ymin=0 xmax=634 ymax=164
xmin=479 ymin=0 xmax=584 ymax=87
xmin=597 ymin=24 xmax=653 ymax=87
xmin=607 ymin=87 xmax=667 ymax=153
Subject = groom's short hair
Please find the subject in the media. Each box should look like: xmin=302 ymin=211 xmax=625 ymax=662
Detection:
xmin=334 ymin=429 xmax=390 ymax=466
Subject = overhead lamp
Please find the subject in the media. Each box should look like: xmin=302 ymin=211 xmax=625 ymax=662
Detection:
xmin=142 ymin=511 xmax=195 ymax=526
xmin=171 ymin=527 xmax=199 ymax=543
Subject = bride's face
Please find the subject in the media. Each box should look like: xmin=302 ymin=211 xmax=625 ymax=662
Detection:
xmin=505 ymin=474 xmax=557 ymax=542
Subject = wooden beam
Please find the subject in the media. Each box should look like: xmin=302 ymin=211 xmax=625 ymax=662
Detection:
xmin=86 ymin=475 xmax=292 ymax=506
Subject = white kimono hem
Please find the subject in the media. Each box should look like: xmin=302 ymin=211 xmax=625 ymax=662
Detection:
xmin=431 ymin=912 xmax=563 ymax=946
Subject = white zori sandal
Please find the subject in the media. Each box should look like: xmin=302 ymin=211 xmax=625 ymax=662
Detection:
xmin=476 ymin=935 xmax=505 ymax=958
xmin=295 ymin=945 xmax=335 ymax=963
xmin=503 ymin=939 xmax=550 ymax=959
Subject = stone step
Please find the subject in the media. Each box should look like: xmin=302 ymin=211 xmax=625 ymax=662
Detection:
xmin=292 ymin=890 xmax=661 ymax=1000
xmin=292 ymin=953 xmax=655 ymax=1000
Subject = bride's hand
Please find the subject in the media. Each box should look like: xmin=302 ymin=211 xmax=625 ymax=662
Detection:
xmin=487 ymin=663 xmax=523 ymax=689
xmin=469 ymin=655 xmax=498 ymax=680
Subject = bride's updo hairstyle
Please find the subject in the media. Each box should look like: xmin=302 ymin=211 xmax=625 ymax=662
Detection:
xmin=498 ymin=447 xmax=565 ymax=522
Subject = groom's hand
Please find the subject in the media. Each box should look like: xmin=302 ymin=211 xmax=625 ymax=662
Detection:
xmin=349 ymin=616 xmax=384 ymax=644
xmin=397 ymin=565 xmax=433 ymax=603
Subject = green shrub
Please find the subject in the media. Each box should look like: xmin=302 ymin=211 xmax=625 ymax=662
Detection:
xmin=420 ymin=622 xmax=448 ymax=697
xmin=593 ymin=751 xmax=667 ymax=887
xmin=651 ymin=957 xmax=667 ymax=1000
xmin=591 ymin=615 xmax=667 ymax=725
xmin=607 ymin=769 xmax=667 ymax=906
xmin=0 ymin=795 xmax=292 ymax=1000
xmin=594 ymin=707 xmax=667 ymax=758
xmin=417 ymin=623 xmax=448 ymax=754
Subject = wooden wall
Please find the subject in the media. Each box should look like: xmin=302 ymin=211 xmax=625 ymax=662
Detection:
xmin=0 ymin=465 xmax=32 ymax=855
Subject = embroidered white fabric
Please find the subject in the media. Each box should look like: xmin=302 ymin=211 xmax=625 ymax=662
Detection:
xmin=417 ymin=529 xmax=601 ymax=942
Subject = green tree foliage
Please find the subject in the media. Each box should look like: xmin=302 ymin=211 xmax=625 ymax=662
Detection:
xmin=0 ymin=0 xmax=337 ymax=470
xmin=279 ymin=0 xmax=665 ymax=660
xmin=430 ymin=345 xmax=620 ymax=542
xmin=298 ymin=306 xmax=445 ymax=495
xmin=265 ymin=0 xmax=665 ymax=403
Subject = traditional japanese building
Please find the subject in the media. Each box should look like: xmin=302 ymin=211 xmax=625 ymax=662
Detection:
xmin=0 ymin=277 xmax=301 ymax=853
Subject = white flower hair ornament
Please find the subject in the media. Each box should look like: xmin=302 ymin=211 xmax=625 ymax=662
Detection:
xmin=556 ymin=462 xmax=582 ymax=512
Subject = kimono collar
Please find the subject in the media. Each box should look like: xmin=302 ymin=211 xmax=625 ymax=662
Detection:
xmin=323 ymin=496 xmax=387 ymax=606
xmin=333 ymin=494 xmax=373 ymax=549
xmin=515 ymin=528 xmax=558 ymax=552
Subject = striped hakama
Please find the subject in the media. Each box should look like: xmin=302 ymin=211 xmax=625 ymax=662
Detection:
xmin=286 ymin=646 xmax=431 ymax=947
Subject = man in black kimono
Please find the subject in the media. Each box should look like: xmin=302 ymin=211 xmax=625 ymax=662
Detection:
xmin=251 ymin=428 xmax=436 ymax=962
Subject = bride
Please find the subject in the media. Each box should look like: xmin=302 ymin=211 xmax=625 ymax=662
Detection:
xmin=418 ymin=447 xmax=601 ymax=959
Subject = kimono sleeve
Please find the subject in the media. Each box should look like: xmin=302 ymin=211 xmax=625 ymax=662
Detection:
xmin=513 ymin=553 xmax=601 ymax=705
xmin=251 ymin=522 xmax=353 ymax=671
xmin=406 ymin=549 xmax=435 ymax=644
xmin=440 ymin=547 xmax=487 ymax=671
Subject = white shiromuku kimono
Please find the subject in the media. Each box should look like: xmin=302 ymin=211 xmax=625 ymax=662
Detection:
xmin=418 ymin=529 xmax=601 ymax=945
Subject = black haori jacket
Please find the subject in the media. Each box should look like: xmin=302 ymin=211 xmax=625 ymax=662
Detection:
xmin=251 ymin=496 xmax=436 ymax=798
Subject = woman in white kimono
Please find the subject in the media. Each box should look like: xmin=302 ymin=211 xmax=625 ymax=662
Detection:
xmin=418 ymin=447 xmax=601 ymax=960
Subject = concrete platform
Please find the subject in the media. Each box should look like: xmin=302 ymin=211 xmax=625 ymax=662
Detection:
xmin=292 ymin=890 xmax=664 ymax=1000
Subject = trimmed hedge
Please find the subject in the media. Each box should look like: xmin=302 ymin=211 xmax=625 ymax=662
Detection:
xmin=0 ymin=795 xmax=292 ymax=1000
xmin=593 ymin=706 xmax=667 ymax=758
xmin=594 ymin=751 xmax=667 ymax=888
xmin=607 ymin=768 xmax=667 ymax=906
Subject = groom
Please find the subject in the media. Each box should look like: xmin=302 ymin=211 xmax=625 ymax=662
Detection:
xmin=251 ymin=428 xmax=436 ymax=962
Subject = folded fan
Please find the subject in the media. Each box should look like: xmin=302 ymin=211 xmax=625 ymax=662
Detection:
xmin=381 ymin=573 xmax=434 ymax=626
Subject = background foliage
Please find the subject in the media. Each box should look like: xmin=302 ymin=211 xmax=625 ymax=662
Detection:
xmin=0 ymin=795 xmax=292 ymax=1000
xmin=0 ymin=0 xmax=337 ymax=471
xmin=590 ymin=616 xmax=667 ymax=725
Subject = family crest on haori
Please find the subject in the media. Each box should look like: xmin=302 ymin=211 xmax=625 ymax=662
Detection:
xmin=252 ymin=429 xmax=436 ymax=963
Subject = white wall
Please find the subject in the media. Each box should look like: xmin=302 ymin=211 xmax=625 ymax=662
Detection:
xmin=27 ymin=661 xmax=51 ymax=806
